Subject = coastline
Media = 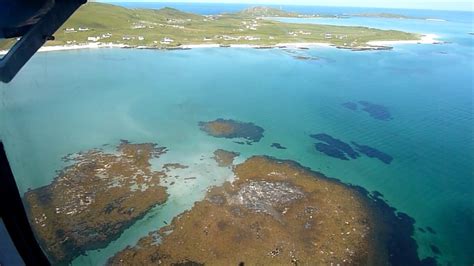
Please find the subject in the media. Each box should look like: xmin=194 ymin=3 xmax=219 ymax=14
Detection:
xmin=0 ymin=34 xmax=440 ymax=55
xmin=0 ymin=42 xmax=126 ymax=56
xmin=366 ymin=33 xmax=441 ymax=46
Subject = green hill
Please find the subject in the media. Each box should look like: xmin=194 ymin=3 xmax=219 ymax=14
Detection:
xmin=1 ymin=2 xmax=420 ymax=51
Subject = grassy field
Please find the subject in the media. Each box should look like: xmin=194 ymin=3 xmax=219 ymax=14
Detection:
xmin=1 ymin=3 xmax=419 ymax=51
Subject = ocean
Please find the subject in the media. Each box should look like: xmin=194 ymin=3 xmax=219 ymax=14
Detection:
xmin=0 ymin=3 xmax=472 ymax=266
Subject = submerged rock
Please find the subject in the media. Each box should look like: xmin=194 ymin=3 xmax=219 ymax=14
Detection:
xmin=107 ymin=156 xmax=435 ymax=265
xmin=162 ymin=163 xmax=189 ymax=172
xmin=199 ymin=118 xmax=264 ymax=143
xmin=24 ymin=141 xmax=170 ymax=265
xmin=270 ymin=142 xmax=287 ymax=150
xmin=293 ymin=55 xmax=320 ymax=61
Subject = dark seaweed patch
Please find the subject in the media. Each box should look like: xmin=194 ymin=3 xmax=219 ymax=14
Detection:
xmin=352 ymin=142 xmax=393 ymax=164
xmin=293 ymin=55 xmax=320 ymax=61
xmin=430 ymin=245 xmax=441 ymax=255
xmin=342 ymin=102 xmax=358 ymax=111
xmin=310 ymin=134 xmax=394 ymax=164
xmin=271 ymin=143 xmax=287 ymax=150
xmin=342 ymin=101 xmax=393 ymax=121
xmin=310 ymin=133 xmax=360 ymax=160
xmin=314 ymin=143 xmax=350 ymax=160
xmin=361 ymin=191 xmax=437 ymax=266
xmin=359 ymin=101 xmax=392 ymax=121
xmin=426 ymin=226 xmax=437 ymax=234
xmin=372 ymin=191 xmax=384 ymax=198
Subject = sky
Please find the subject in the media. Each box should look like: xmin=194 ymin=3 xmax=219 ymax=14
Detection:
xmin=99 ymin=0 xmax=474 ymax=11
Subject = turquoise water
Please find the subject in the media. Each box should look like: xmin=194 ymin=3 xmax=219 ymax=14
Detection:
xmin=1 ymin=16 xmax=473 ymax=266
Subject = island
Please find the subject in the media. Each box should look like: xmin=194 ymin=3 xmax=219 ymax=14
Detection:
xmin=24 ymin=141 xmax=170 ymax=265
xmin=107 ymin=156 xmax=436 ymax=265
xmin=0 ymin=3 xmax=430 ymax=52
xmin=212 ymin=149 xmax=240 ymax=167
xmin=199 ymin=118 xmax=264 ymax=143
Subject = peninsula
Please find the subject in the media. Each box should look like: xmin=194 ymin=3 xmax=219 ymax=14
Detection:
xmin=0 ymin=3 xmax=436 ymax=53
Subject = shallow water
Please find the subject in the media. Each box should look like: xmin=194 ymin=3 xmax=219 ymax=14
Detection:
xmin=0 ymin=14 xmax=473 ymax=266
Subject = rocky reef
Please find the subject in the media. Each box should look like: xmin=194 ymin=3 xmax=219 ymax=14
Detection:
xmin=107 ymin=156 xmax=435 ymax=265
xmin=212 ymin=149 xmax=240 ymax=167
xmin=24 ymin=141 xmax=170 ymax=265
xmin=199 ymin=118 xmax=264 ymax=143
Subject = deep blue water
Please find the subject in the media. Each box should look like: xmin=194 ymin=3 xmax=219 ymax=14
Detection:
xmin=0 ymin=3 xmax=473 ymax=266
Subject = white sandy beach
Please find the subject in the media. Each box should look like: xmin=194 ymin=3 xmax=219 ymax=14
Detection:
xmin=0 ymin=42 xmax=126 ymax=56
xmin=180 ymin=44 xmax=222 ymax=49
xmin=274 ymin=42 xmax=333 ymax=48
xmin=367 ymin=33 xmax=441 ymax=46
xmin=0 ymin=34 xmax=440 ymax=56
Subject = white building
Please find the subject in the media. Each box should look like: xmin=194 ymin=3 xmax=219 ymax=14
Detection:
xmin=87 ymin=36 xmax=100 ymax=42
xmin=132 ymin=24 xmax=146 ymax=29
xmin=160 ymin=37 xmax=174 ymax=44
xmin=244 ymin=36 xmax=260 ymax=41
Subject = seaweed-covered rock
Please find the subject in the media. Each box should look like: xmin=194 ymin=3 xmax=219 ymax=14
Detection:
xmin=213 ymin=149 xmax=240 ymax=167
xmin=199 ymin=118 xmax=264 ymax=143
xmin=108 ymin=156 xmax=435 ymax=265
xmin=24 ymin=141 xmax=169 ymax=265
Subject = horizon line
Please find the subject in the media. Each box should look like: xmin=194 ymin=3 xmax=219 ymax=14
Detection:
xmin=99 ymin=0 xmax=474 ymax=12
